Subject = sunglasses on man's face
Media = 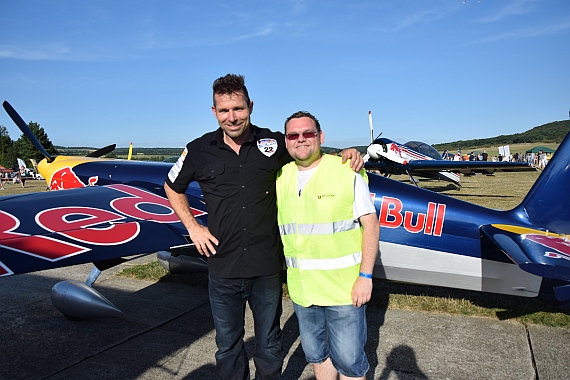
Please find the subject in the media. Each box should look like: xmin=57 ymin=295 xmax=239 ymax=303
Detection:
xmin=286 ymin=131 xmax=319 ymax=141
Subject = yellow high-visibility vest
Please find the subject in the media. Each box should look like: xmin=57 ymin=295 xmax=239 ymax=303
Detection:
xmin=276 ymin=155 xmax=367 ymax=307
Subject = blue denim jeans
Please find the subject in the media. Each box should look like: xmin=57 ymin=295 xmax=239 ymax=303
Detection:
xmin=209 ymin=272 xmax=284 ymax=380
xmin=293 ymin=303 xmax=369 ymax=378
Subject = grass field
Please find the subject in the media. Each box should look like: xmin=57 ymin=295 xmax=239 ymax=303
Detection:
xmin=5 ymin=170 xmax=570 ymax=326
xmin=0 ymin=178 xmax=48 ymax=195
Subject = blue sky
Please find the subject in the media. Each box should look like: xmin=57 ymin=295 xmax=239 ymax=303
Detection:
xmin=1 ymin=0 xmax=569 ymax=149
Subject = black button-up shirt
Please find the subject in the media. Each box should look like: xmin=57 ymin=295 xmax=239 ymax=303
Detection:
xmin=165 ymin=125 xmax=291 ymax=278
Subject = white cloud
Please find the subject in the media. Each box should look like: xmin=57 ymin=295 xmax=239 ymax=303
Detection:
xmin=0 ymin=43 xmax=72 ymax=61
xmin=380 ymin=4 xmax=461 ymax=33
xmin=476 ymin=0 xmax=537 ymax=23
xmin=474 ymin=19 xmax=570 ymax=43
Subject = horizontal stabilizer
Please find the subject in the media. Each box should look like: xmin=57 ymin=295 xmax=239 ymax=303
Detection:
xmin=481 ymin=224 xmax=570 ymax=284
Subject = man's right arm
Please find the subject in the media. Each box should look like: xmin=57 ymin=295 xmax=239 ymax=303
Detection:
xmin=164 ymin=182 xmax=219 ymax=257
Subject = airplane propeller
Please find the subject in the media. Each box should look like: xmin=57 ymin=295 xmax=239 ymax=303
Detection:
xmin=368 ymin=110 xmax=383 ymax=143
xmin=3 ymin=100 xmax=116 ymax=160
xmin=368 ymin=110 xmax=374 ymax=144
xmin=3 ymin=101 xmax=54 ymax=162
xmin=86 ymin=144 xmax=117 ymax=158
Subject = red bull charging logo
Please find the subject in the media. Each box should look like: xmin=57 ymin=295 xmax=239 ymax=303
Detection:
xmin=49 ymin=166 xmax=98 ymax=190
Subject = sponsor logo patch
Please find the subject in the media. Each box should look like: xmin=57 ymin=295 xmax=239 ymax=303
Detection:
xmin=257 ymin=138 xmax=278 ymax=157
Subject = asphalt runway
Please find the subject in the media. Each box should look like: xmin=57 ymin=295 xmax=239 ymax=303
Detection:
xmin=1 ymin=255 xmax=569 ymax=380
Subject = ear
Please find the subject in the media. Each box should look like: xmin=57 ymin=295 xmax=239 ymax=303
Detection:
xmin=211 ymin=105 xmax=217 ymax=117
xmin=319 ymin=130 xmax=325 ymax=144
xmin=249 ymin=101 xmax=254 ymax=115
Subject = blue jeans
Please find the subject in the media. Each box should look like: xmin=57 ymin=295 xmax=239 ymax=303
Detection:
xmin=209 ymin=272 xmax=284 ymax=380
xmin=293 ymin=303 xmax=369 ymax=378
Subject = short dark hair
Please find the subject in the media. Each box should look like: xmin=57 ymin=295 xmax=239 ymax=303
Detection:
xmin=212 ymin=74 xmax=250 ymax=106
xmin=284 ymin=111 xmax=321 ymax=133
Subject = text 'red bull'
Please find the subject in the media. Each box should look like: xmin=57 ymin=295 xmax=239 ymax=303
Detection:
xmin=379 ymin=196 xmax=446 ymax=236
xmin=0 ymin=184 xmax=206 ymax=272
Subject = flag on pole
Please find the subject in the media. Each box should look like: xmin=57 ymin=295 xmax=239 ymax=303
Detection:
xmin=503 ymin=145 xmax=511 ymax=160
xmin=17 ymin=158 xmax=27 ymax=170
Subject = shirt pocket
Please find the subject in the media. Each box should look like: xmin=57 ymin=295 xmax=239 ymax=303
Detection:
xmin=256 ymin=157 xmax=279 ymax=172
xmin=203 ymin=162 xmax=225 ymax=179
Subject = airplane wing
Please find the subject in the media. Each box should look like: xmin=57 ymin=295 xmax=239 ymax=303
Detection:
xmin=403 ymin=160 xmax=537 ymax=174
xmin=0 ymin=184 xmax=196 ymax=276
xmin=481 ymin=224 xmax=570 ymax=300
xmin=365 ymin=158 xmax=535 ymax=175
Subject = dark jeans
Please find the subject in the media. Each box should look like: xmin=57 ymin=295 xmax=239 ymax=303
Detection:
xmin=209 ymin=272 xmax=284 ymax=380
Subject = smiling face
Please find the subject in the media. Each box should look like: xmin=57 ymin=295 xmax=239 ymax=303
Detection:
xmin=285 ymin=116 xmax=324 ymax=170
xmin=212 ymin=91 xmax=253 ymax=148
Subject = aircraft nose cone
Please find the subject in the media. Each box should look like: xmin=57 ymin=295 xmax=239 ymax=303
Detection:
xmin=367 ymin=144 xmax=382 ymax=159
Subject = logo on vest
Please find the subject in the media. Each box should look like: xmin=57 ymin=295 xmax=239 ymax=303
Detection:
xmin=317 ymin=194 xmax=335 ymax=200
xmin=257 ymin=138 xmax=278 ymax=157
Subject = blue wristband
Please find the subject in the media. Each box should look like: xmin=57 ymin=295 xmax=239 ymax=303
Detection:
xmin=359 ymin=272 xmax=373 ymax=279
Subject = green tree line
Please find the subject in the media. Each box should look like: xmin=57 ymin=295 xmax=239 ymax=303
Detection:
xmin=0 ymin=122 xmax=58 ymax=170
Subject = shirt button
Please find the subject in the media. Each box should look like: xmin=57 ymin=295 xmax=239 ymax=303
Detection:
xmin=241 ymin=185 xmax=245 ymax=188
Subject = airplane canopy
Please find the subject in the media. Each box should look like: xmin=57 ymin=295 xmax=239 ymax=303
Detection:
xmin=404 ymin=141 xmax=443 ymax=160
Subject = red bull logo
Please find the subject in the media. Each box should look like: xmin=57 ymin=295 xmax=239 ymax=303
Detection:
xmin=389 ymin=143 xmax=403 ymax=157
xmin=527 ymin=234 xmax=570 ymax=261
xmin=49 ymin=166 xmax=98 ymax=190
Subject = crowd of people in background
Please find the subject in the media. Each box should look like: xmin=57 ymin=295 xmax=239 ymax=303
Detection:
xmin=449 ymin=149 xmax=550 ymax=168
xmin=0 ymin=167 xmax=40 ymax=189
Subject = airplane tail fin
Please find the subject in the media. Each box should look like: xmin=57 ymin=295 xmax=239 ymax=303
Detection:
xmin=480 ymin=132 xmax=570 ymax=304
xmin=517 ymin=132 xmax=570 ymax=235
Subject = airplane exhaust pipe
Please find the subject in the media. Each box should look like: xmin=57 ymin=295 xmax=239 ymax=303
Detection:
xmin=157 ymin=251 xmax=209 ymax=274
xmin=51 ymin=280 xmax=123 ymax=320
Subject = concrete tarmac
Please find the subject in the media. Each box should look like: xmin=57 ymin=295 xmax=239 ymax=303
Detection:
xmin=1 ymin=256 xmax=569 ymax=380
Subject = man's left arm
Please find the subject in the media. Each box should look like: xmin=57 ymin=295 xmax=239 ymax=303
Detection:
xmin=351 ymin=212 xmax=380 ymax=307
xmin=339 ymin=148 xmax=364 ymax=172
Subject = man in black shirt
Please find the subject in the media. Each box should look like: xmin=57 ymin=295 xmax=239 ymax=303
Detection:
xmin=164 ymin=74 xmax=362 ymax=379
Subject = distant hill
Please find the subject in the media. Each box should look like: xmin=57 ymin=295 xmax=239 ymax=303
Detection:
xmin=432 ymin=120 xmax=570 ymax=151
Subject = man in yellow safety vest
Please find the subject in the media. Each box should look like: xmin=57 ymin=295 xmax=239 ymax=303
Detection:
xmin=276 ymin=111 xmax=380 ymax=380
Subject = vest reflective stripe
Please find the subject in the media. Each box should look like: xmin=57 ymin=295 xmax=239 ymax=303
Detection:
xmin=285 ymin=251 xmax=362 ymax=270
xmin=279 ymin=219 xmax=359 ymax=236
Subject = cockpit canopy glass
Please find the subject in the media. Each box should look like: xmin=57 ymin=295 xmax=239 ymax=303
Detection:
xmin=404 ymin=141 xmax=443 ymax=160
